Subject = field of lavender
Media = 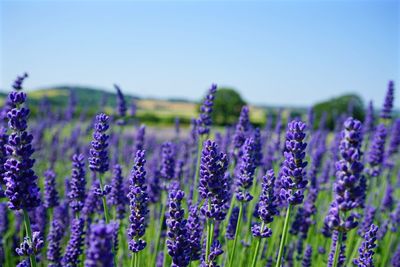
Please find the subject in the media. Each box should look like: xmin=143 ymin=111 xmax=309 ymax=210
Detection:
xmin=0 ymin=74 xmax=399 ymax=267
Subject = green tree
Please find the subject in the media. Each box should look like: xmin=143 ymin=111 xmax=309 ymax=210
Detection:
xmin=312 ymin=94 xmax=364 ymax=130
xmin=212 ymin=88 xmax=246 ymax=125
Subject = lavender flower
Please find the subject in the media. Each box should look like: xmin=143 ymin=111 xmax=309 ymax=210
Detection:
xmin=302 ymin=245 xmax=312 ymax=267
xmin=0 ymin=203 xmax=8 ymax=235
xmin=166 ymin=187 xmax=190 ymax=267
xmin=385 ymin=118 xmax=400 ymax=167
xmin=325 ymin=118 xmax=364 ymax=232
xmin=367 ymin=123 xmax=387 ymax=177
xmin=0 ymin=127 xmax=7 ymax=197
xmin=236 ymin=137 xmax=257 ymax=202
xmin=205 ymin=240 xmax=223 ymax=267
xmin=84 ymin=221 xmax=114 ymax=267
xmin=363 ymin=101 xmax=375 ymax=136
xmin=89 ymin=113 xmax=109 ymax=174
xmin=127 ymin=150 xmax=149 ymax=253
xmin=44 ymin=169 xmax=59 ymax=208
xmin=160 ymin=141 xmax=176 ymax=183
xmin=114 ymin=84 xmax=127 ymax=118
xmin=358 ymin=205 xmax=376 ymax=237
xmin=109 ymin=164 xmax=126 ymax=220
xmin=353 ymin=224 xmax=378 ymax=267
xmin=197 ymin=84 xmax=217 ymax=136
xmin=4 ymin=82 xmax=41 ymax=210
xmin=148 ymin=154 xmax=162 ymax=203
xmin=226 ymin=207 xmax=239 ymax=240
xmin=16 ymin=231 xmax=44 ymax=256
xmin=199 ymin=140 xmax=229 ymax=221
xmin=134 ymin=125 xmax=146 ymax=156
xmin=279 ymin=120 xmax=308 ymax=206
xmin=62 ymin=218 xmax=85 ymax=267
xmin=392 ymin=244 xmax=400 ymax=267
xmin=187 ymin=205 xmax=202 ymax=261
xmin=12 ymin=72 xmax=28 ymax=90
xmin=47 ymin=219 xmax=64 ymax=267
xmin=68 ymin=154 xmax=86 ymax=214
xmin=233 ymin=106 xmax=250 ymax=151
xmin=252 ymin=170 xmax=278 ymax=238
xmin=380 ymin=81 xmax=395 ymax=120
xmin=381 ymin=183 xmax=394 ymax=212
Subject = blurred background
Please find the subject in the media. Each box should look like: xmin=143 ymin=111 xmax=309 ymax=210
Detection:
xmin=0 ymin=0 xmax=399 ymax=129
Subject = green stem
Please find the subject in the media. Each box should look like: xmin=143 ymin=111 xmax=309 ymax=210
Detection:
xmin=23 ymin=209 xmax=37 ymax=267
xmin=228 ymin=202 xmax=243 ymax=267
xmin=98 ymin=173 xmax=110 ymax=223
xmin=192 ymin=136 xmax=203 ymax=204
xmin=251 ymin=222 xmax=265 ymax=267
xmin=205 ymin=216 xmax=215 ymax=264
xmin=381 ymin=232 xmax=393 ymax=266
xmin=275 ymin=204 xmax=292 ymax=267
xmin=98 ymin=173 xmax=117 ymax=267
xmin=332 ymin=231 xmax=343 ymax=267
xmin=151 ymin=193 xmax=167 ymax=267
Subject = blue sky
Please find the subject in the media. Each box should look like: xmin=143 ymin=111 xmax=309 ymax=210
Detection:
xmin=0 ymin=0 xmax=399 ymax=107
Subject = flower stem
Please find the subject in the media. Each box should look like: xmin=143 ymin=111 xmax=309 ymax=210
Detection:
xmin=192 ymin=136 xmax=203 ymax=204
xmin=98 ymin=173 xmax=117 ymax=266
xmin=98 ymin=174 xmax=110 ymax=223
xmin=151 ymin=192 xmax=166 ymax=267
xmin=332 ymin=231 xmax=343 ymax=267
xmin=251 ymin=222 xmax=265 ymax=267
xmin=228 ymin=202 xmax=243 ymax=267
xmin=22 ymin=209 xmax=37 ymax=267
xmin=275 ymin=204 xmax=292 ymax=267
xmin=205 ymin=200 xmax=215 ymax=264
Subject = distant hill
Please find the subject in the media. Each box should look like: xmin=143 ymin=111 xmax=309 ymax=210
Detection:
xmin=0 ymin=85 xmax=309 ymax=126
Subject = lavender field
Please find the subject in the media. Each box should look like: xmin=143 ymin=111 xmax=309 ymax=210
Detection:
xmin=0 ymin=73 xmax=399 ymax=267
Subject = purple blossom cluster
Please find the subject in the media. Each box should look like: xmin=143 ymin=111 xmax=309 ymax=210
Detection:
xmin=279 ymin=120 xmax=308 ymax=205
xmin=197 ymin=84 xmax=217 ymax=136
xmin=127 ymin=150 xmax=149 ymax=253
xmin=199 ymin=140 xmax=229 ymax=221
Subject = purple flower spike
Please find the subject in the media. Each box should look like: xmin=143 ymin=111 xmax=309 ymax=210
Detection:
xmin=110 ymin=164 xmax=126 ymax=220
xmin=279 ymin=120 xmax=308 ymax=206
xmin=47 ymin=219 xmax=64 ymax=266
xmin=69 ymin=153 xmax=86 ymax=214
xmin=385 ymin=118 xmax=400 ymax=167
xmin=363 ymin=101 xmax=375 ymax=136
xmin=235 ymin=137 xmax=257 ymax=202
xmin=252 ymin=170 xmax=278 ymax=238
xmin=353 ymin=224 xmax=378 ymax=267
xmin=114 ymin=84 xmax=127 ymax=118
xmin=160 ymin=141 xmax=176 ymax=182
xmin=166 ymin=186 xmax=190 ymax=267
xmin=197 ymin=84 xmax=217 ymax=136
xmin=325 ymin=117 xmax=365 ymax=233
xmin=381 ymin=81 xmax=395 ymax=120
xmin=233 ymin=106 xmax=250 ymax=150
xmin=127 ymin=150 xmax=149 ymax=253
xmin=44 ymin=169 xmax=59 ymax=208
xmin=84 ymin=221 xmax=115 ymax=267
xmin=4 ymin=75 xmax=40 ymax=211
xmin=206 ymin=240 xmax=224 ymax=267
xmin=12 ymin=73 xmax=28 ymax=90
xmin=187 ymin=205 xmax=203 ymax=261
xmin=367 ymin=123 xmax=387 ymax=177
xmin=226 ymin=207 xmax=239 ymax=240
xmin=302 ymin=245 xmax=312 ymax=267
xmin=199 ymin=140 xmax=229 ymax=221
xmin=89 ymin=113 xmax=110 ymax=174
xmin=134 ymin=125 xmax=146 ymax=156
xmin=63 ymin=218 xmax=85 ymax=266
